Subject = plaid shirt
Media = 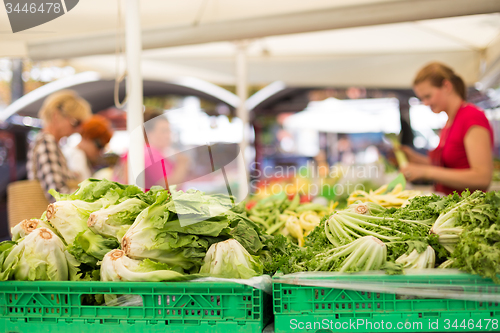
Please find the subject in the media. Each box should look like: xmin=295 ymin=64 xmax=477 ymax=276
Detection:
xmin=27 ymin=132 xmax=73 ymax=202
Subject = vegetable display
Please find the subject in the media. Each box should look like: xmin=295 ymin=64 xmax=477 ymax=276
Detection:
xmin=262 ymin=188 xmax=500 ymax=282
xmin=3 ymin=177 xmax=500 ymax=287
xmin=0 ymin=179 xmax=271 ymax=285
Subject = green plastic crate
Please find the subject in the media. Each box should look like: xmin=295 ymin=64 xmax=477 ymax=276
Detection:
xmin=0 ymin=280 xmax=271 ymax=333
xmin=273 ymin=272 xmax=500 ymax=333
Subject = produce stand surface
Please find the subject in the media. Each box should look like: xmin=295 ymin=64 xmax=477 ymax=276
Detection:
xmin=273 ymin=271 xmax=500 ymax=333
xmin=0 ymin=280 xmax=271 ymax=333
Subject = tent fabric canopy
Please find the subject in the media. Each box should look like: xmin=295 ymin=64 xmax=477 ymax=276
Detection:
xmin=68 ymin=12 xmax=500 ymax=89
xmin=1 ymin=0 xmax=500 ymax=89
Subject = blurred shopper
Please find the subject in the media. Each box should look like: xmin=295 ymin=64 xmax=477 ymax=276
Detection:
xmin=27 ymin=90 xmax=92 ymax=201
xmin=115 ymin=107 xmax=189 ymax=190
xmin=65 ymin=115 xmax=113 ymax=181
xmin=400 ymin=62 xmax=494 ymax=194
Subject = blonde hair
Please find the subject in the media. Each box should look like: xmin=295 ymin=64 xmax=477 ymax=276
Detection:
xmin=413 ymin=62 xmax=467 ymax=100
xmin=39 ymin=90 xmax=92 ymax=124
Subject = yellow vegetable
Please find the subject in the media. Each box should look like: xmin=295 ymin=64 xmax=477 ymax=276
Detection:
xmin=348 ymin=183 xmax=420 ymax=208
xmin=285 ymin=216 xmax=304 ymax=247
xmin=299 ymin=211 xmax=321 ymax=232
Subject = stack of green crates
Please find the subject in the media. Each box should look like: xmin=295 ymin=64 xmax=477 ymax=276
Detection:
xmin=0 ymin=280 xmax=271 ymax=333
xmin=273 ymin=272 xmax=500 ymax=333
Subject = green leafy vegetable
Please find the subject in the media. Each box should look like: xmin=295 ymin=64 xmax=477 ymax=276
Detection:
xmin=88 ymin=198 xmax=149 ymax=241
xmin=2 ymin=228 xmax=79 ymax=281
xmin=199 ymin=239 xmax=263 ymax=279
xmin=100 ymin=249 xmax=188 ymax=282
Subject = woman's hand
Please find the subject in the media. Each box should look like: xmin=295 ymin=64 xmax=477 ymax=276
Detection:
xmin=400 ymin=163 xmax=430 ymax=182
xmin=399 ymin=145 xmax=431 ymax=165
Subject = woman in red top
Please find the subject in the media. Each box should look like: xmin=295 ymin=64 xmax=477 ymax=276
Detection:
xmin=400 ymin=62 xmax=494 ymax=195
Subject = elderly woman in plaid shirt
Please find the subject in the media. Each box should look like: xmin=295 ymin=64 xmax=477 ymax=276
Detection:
xmin=27 ymin=90 xmax=92 ymax=202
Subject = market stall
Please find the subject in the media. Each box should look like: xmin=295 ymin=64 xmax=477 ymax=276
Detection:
xmin=2 ymin=1 xmax=500 ymax=333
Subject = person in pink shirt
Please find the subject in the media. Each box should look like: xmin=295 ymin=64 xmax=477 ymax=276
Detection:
xmin=400 ymin=62 xmax=494 ymax=195
xmin=116 ymin=108 xmax=189 ymax=190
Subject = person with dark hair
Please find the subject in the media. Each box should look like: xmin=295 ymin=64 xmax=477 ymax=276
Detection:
xmin=400 ymin=62 xmax=494 ymax=194
xmin=65 ymin=115 xmax=113 ymax=181
xmin=115 ymin=107 xmax=189 ymax=190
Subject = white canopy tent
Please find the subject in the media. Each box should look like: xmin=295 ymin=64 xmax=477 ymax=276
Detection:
xmin=133 ymin=12 xmax=500 ymax=89
xmin=1 ymin=0 xmax=500 ymax=88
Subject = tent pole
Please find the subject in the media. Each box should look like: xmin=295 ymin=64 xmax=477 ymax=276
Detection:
xmin=236 ymin=41 xmax=249 ymax=200
xmin=125 ymin=0 xmax=145 ymax=188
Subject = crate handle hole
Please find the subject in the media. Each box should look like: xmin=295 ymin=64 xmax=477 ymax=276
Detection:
xmin=217 ymin=310 xmax=220 ymax=316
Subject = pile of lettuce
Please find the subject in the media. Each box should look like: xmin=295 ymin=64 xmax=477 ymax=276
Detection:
xmin=0 ymin=179 xmax=269 ymax=283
